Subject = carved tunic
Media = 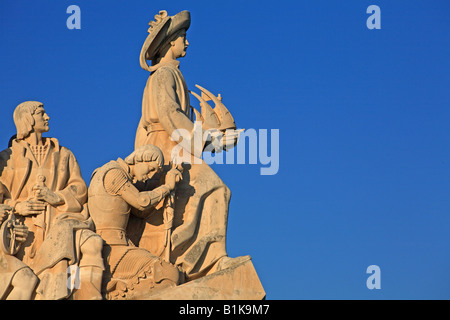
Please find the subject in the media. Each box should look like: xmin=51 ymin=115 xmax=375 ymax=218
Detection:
xmin=0 ymin=138 xmax=96 ymax=299
xmin=135 ymin=61 xmax=231 ymax=279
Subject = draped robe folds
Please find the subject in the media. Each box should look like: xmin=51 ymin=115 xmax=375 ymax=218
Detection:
xmin=0 ymin=138 xmax=93 ymax=299
xmin=134 ymin=61 xmax=230 ymax=279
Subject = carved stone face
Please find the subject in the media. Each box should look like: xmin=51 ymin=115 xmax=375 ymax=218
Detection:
xmin=171 ymin=30 xmax=189 ymax=58
xmin=133 ymin=161 xmax=161 ymax=183
xmin=33 ymin=106 xmax=50 ymax=134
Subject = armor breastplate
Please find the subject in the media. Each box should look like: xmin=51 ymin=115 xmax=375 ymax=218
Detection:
xmin=88 ymin=161 xmax=131 ymax=245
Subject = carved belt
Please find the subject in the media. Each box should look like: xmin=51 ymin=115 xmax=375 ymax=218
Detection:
xmin=145 ymin=122 xmax=165 ymax=133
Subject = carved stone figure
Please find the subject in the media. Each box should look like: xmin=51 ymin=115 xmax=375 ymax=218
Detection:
xmin=0 ymin=101 xmax=104 ymax=300
xmin=0 ymin=183 xmax=38 ymax=300
xmin=88 ymin=145 xmax=183 ymax=299
xmin=134 ymin=10 xmax=249 ymax=281
xmin=0 ymin=9 xmax=265 ymax=300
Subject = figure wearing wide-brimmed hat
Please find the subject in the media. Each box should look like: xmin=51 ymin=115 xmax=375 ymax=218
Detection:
xmin=139 ymin=10 xmax=191 ymax=72
xmin=133 ymin=10 xmax=249 ymax=281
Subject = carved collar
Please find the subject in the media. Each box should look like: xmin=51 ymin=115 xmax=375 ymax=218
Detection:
xmin=150 ymin=59 xmax=180 ymax=72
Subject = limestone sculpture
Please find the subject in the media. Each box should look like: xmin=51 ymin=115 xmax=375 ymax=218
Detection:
xmin=134 ymin=10 xmax=251 ymax=283
xmin=0 ymin=101 xmax=104 ymax=300
xmin=87 ymin=145 xmax=183 ymax=299
xmin=0 ymin=9 xmax=265 ymax=300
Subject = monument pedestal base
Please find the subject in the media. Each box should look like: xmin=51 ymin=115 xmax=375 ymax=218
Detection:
xmin=131 ymin=259 xmax=265 ymax=300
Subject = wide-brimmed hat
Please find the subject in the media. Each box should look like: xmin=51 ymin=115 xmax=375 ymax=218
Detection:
xmin=140 ymin=10 xmax=191 ymax=71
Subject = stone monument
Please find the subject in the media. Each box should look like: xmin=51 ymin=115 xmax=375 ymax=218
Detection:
xmin=0 ymin=102 xmax=104 ymax=300
xmin=131 ymin=9 xmax=264 ymax=299
xmin=0 ymin=9 xmax=265 ymax=300
xmin=87 ymin=145 xmax=183 ymax=299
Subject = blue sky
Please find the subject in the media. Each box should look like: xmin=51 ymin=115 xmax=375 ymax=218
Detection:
xmin=1 ymin=0 xmax=449 ymax=299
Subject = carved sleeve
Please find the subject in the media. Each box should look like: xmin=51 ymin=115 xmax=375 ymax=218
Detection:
xmin=136 ymin=185 xmax=171 ymax=208
xmin=106 ymin=166 xmax=171 ymax=212
xmin=150 ymin=67 xmax=208 ymax=157
xmin=151 ymin=67 xmax=194 ymax=136
xmin=103 ymin=168 xmax=129 ymax=195
xmin=55 ymin=148 xmax=88 ymax=213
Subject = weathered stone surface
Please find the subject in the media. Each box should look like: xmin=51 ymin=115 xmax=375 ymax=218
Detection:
xmin=130 ymin=259 xmax=265 ymax=300
xmin=0 ymin=9 xmax=264 ymax=300
xmin=135 ymin=10 xmax=245 ymax=281
xmin=0 ymin=102 xmax=104 ymax=300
